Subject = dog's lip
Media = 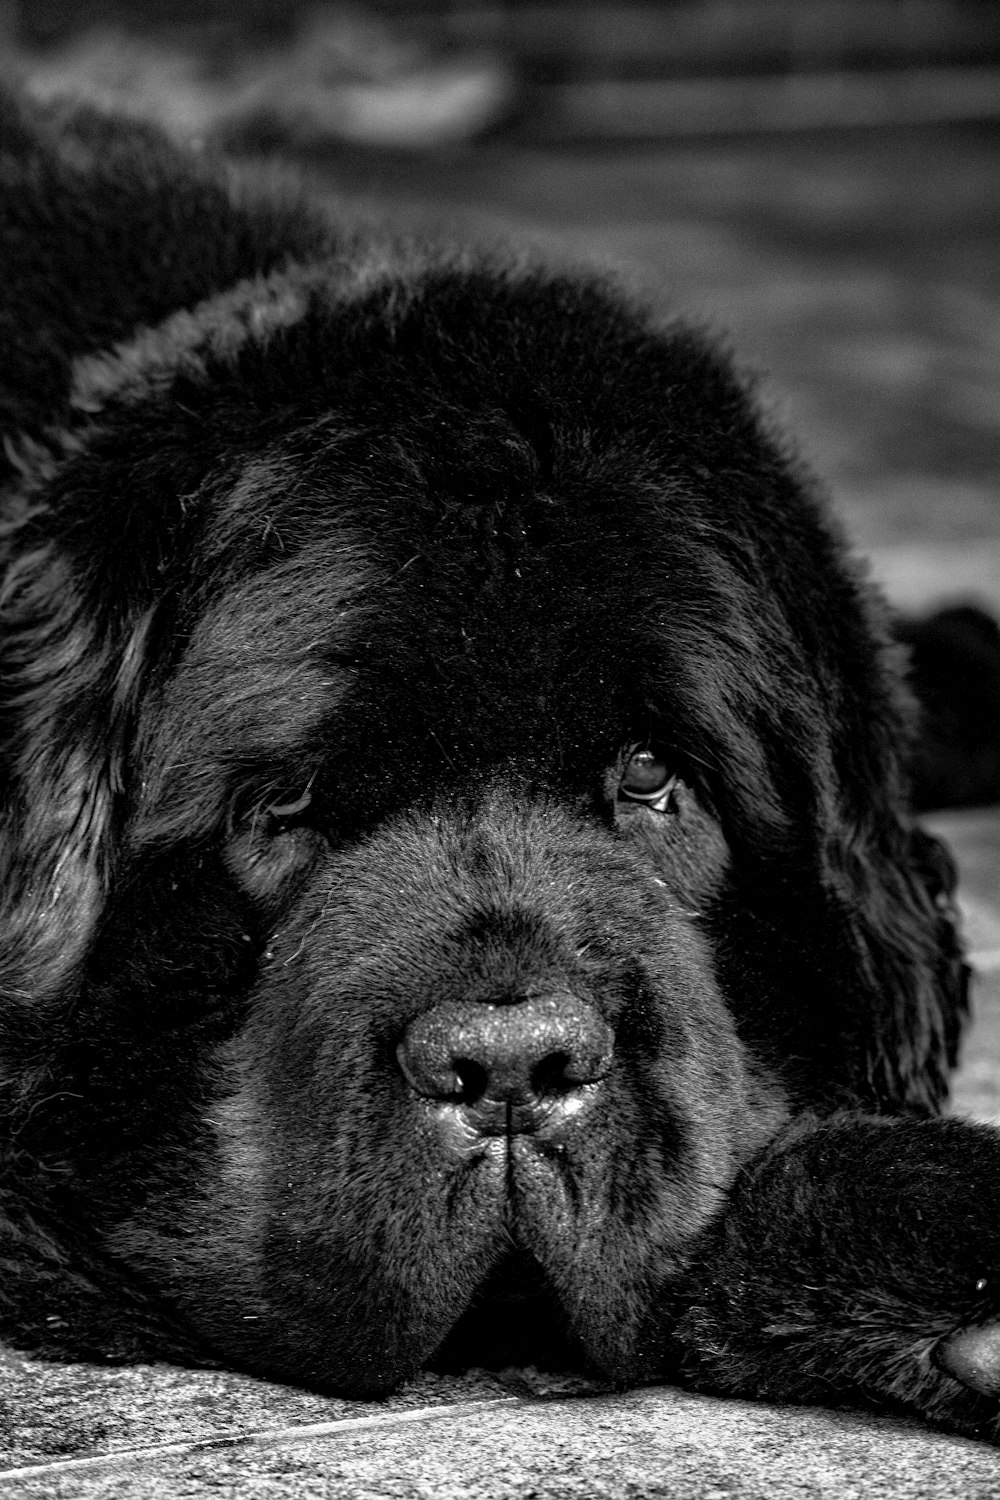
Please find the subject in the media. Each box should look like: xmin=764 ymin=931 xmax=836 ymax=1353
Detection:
xmin=422 ymin=1087 xmax=598 ymax=1151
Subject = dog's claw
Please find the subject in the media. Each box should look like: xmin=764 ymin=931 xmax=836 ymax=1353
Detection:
xmin=936 ymin=1322 xmax=1000 ymax=1395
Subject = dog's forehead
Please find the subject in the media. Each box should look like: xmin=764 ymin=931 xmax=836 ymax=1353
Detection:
xmin=131 ymin=270 xmax=822 ymax=834
xmin=189 ymin=436 xmax=736 ymax=802
xmin=201 ymin=433 xmax=651 ymax=765
xmin=201 ymin=406 xmax=781 ymax=733
xmin=130 ymin=431 xmax=659 ymax=847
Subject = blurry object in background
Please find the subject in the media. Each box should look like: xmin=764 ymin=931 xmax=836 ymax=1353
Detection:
xmin=224 ymin=8 xmax=518 ymax=151
xmin=9 ymin=29 xmax=225 ymax=139
xmin=899 ymin=605 xmax=1000 ymax=810
xmin=6 ymin=2 xmax=519 ymax=150
xmin=4 ymin=1 xmax=1000 ymax=148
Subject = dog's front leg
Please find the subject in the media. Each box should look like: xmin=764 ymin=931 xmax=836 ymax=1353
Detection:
xmin=671 ymin=1113 xmax=1000 ymax=1443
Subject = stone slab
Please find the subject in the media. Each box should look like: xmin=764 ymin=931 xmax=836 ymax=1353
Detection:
xmin=3 ymin=1380 xmax=1000 ymax=1499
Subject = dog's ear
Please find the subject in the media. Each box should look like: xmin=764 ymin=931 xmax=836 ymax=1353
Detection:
xmin=813 ymin=607 xmax=970 ymax=1111
xmin=0 ymin=378 xmax=205 ymax=1035
xmin=837 ymin=816 xmax=969 ymax=1113
xmin=730 ymin=578 xmax=971 ymax=1115
xmin=812 ymin=585 xmax=973 ymax=1112
xmin=0 ymin=263 xmax=322 ymax=1028
xmin=731 ymin=752 xmax=968 ymax=1115
xmin=834 ymin=604 xmax=1000 ymax=1110
xmin=0 ymin=501 xmax=153 ymax=1021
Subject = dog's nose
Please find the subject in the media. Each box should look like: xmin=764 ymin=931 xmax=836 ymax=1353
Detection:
xmin=396 ymin=995 xmax=614 ymax=1133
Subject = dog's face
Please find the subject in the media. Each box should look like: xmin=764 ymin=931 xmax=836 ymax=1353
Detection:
xmin=2 ymin=263 xmax=954 ymax=1394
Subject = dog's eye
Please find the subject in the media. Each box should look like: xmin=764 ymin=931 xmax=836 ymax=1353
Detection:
xmin=263 ymin=786 xmax=314 ymax=832
xmin=226 ymin=782 xmax=324 ymax=907
xmin=619 ymin=746 xmax=678 ymax=812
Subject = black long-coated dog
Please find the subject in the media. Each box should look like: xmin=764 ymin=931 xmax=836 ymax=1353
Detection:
xmin=2 ymin=91 xmax=1000 ymax=1444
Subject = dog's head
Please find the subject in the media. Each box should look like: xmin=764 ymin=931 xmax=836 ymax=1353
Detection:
xmin=0 ymin=256 xmax=963 ymax=1391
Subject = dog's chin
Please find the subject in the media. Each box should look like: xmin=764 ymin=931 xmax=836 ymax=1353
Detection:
xmin=237 ymin=1247 xmax=671 ymax=1396
xmin=105 ymin=1132 xmax=680 ymax=1394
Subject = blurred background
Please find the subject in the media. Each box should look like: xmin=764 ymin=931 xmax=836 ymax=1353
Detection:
xmin=3 ymin=0 xmax=998 ymax=616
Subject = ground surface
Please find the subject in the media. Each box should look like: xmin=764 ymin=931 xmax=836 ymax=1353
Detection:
xmin=2 ymin=122 xmax=999 ymax=1496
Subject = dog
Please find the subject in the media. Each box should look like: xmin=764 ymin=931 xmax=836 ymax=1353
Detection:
xmin=2 ymin=91 xmax=1000 ymax=1444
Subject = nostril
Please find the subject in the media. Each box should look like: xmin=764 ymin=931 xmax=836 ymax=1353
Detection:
xmin=453 ymin=1057 xmax=489 ymax=1105
xmin=530 ymin=1050 xmax=574 ymax=1098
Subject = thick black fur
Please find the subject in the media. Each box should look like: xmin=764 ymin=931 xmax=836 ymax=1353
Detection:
xmin=2 ymin=92 xmax=1000 ymax=1442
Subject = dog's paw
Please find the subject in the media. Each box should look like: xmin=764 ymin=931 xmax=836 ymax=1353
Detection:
xmin=673 ymin=1114 xmax=1000 ymax=1443
xmin=936 ymin=1321 xmax=1000 ymax=1397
